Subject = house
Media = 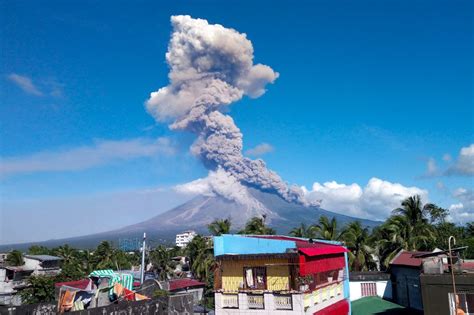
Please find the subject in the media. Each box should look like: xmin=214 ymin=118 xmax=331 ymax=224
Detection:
xmin=0 ymin=266 xmax=33 ymax=306
xmin=348 ymin=271 xmax=392 ymax=301
xmin=176 ymin=230 xmax=197 ymax=248
xmin=389 ymin=247 xmax=473 ymax=313
xmin=417 ymin=250 xmax=474 ymax=315
xmin=169 ymin=278 xmax=206 ymax=305
xmin=389 ymin=250 xmax=427 ymax=311
xmin=213 ymin=235 xmax=350 ymax=315
xmin=23 ymin=255 xmax=62 ymax=276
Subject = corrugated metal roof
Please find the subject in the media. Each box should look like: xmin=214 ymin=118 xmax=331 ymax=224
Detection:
xmin=390 ymin=250 xmax=430 ymax=267
xmin=169 ymin=278 xmax=205 ymax=291
xmin=24 ymin=255 xmax=62 ymax=261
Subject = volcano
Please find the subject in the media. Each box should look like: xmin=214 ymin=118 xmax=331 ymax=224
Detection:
xmin=2 ymin=188 xmax=379 ymax=250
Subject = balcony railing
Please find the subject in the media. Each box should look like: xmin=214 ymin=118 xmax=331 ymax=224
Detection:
xmin=274 ymin=294 xmax=293 ymax=310
xmin=247 ymin=294 xmax=264 ymax=309
xmin=222 ymin=294 xmax=239 ymax=308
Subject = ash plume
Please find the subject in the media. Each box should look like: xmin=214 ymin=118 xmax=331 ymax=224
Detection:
xmin=146 ymin=15 xmax=312 ymax=206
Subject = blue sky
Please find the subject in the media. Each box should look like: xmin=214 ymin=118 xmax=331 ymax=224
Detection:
xmin=1 ymin=0 xmax=473 ymax=244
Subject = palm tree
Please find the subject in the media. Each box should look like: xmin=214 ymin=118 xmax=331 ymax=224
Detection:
xmin=289 ymin=223 xmax=317 ymax=238
xmin=208 ymin=218 xmax=232 ymax=236
xmin=239 ymin=216 xmax=276 ymax=235
xmin=186 ymin=235 xmax=214 ymax=281
xmin=392 ymin=195 xmax=436 ymax=250
xmin=342 ymin=221 xmax=375 ymax=271
xmin=6 ymin=250 xmax=24 ymax=266
xmin=54 ymin=245 xmax=78 ymax=265
xmin=149 ymin=246 xmax=176 ymax=280
xmin=313 ymin=216 xmax=342 ymax=241
xmin=93 ymin=241 xmax=117 ymax=269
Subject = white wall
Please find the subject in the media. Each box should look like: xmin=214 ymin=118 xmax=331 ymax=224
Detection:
xmin=349 ymin=280 xmax=392 ymax=301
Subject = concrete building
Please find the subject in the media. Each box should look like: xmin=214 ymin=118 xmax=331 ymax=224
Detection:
xmin=0 ymin=254 xmax=61 ymax=306
xmin=176 ymin=231 xmax=197 ymax=248
xmin=23 ymin=255 xmax=62 ymax=276
xmin=213 ymin=235 xmax=350 ymax=315
xmin=348 ymin=271 xmax=391 ymax=301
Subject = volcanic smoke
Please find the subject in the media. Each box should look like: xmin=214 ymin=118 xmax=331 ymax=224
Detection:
xmin=146 ymin=15 xmax=314 ymax=206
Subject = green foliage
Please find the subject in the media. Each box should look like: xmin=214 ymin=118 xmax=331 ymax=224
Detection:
xmin=186 ymin=235 xmax=214 ymax=281
xmin=289 ymin=223 xmax=317 ymax=238
xmin=239 ymin=216 xmax=275 ymax=235
xmin=313 ymin=216 xmax=342 ymax=241
xmin=6 ymin=250 xmax=24 ymax=266
xmin=28 ymin=245 xmax=51 ymax=255
xmin=19 ymin=275 xmax=55 ymax=304
xmin=208 ymin=218 xmax=232 ymax=236
xmin=149 ymin=245 xmax=177 ymax=280
xmin=342 ymin=221 xmax=375 ymax=271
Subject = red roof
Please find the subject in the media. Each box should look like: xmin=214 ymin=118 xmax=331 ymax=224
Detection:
xmin=55 ymin=279 xmax=91 ymax=290
xmin=252 ymin=235 xmax=345 ymax=249
xmin=390 ymin=250 xmax=431 ymax=267
xmin=169 ymin=278 xmax=205 ymax=291
xmin=299 ymin=245 xmax=348 ymax=257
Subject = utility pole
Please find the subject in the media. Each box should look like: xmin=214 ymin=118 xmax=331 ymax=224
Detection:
xmin=140 ymin=232 xmax=146 ymax=285
xmin=448 ymin=236 xmax=457 ymax=315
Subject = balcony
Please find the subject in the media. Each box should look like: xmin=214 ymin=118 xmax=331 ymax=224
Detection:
xmin=247 ymin=294 xmax=264 ymax=309
xmin=216 ymin=292 xmax=302 ymax=313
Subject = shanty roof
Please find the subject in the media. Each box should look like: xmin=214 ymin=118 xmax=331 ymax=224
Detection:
xmin=24 ymin=255 xmax=62 ymax=262
xmin=390 ymin=250 xmax=431 ymax=268
xmin=55 ymin=279 xmax=91 ymax=290
xmin=169 ymin=278 xmax=205 ymax=291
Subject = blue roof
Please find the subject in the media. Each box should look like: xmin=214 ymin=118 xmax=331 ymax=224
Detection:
xmin=214 ymin=235 xmax=296 ymax=256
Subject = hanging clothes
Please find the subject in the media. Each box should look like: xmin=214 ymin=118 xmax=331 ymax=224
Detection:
xmin=59 ymin=290 xmax=76 ymax=313
xmin=245 ymin=268 xmax=254 ymax=288
xmin=120 ymin=273 xmax=134 ymax=290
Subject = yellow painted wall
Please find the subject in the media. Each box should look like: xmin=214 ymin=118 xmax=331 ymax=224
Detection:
xmin=221 ymin=258 xmax=290 ymax=292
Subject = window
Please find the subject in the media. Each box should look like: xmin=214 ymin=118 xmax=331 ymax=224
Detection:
xmin=361 ymin=283 xmax=377 ymax=297
xmin=243 ymin=267 xmax=266 ymax=290
xmin=449 ymin=292 xmax=474 ymax=315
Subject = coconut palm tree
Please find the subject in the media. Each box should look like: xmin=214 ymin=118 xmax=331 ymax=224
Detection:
xmin=313 ymin=216 xmax=342 ymax=241
xmin=54 ymin=244 xmax=78 ymax=265
xmin=289 ymin=223 xmax=317 ymax=238
xmin=239 ymin=216 xmax=276 ymax=235
xmin=149 ymin=245 xmax=176 ymax=280
xmin=342 ymin=221 xmax=375 ymax=271
xmin=392 ymin=195 xmax=436 ymax=250
xmin=6 ymin=250 xmax=24 ymax=266
xmin=93 ymin=241 xmax=117 ymax=269
xmin=208 ymin=218 xmax=232 ymax=236
xmin=186 ymin=235 xmax=214 ymax=281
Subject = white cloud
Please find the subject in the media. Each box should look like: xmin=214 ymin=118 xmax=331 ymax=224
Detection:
xmin=424 ymin=157 xmax=439 ymax=177
xmin=7 ymin=73 xmax=43 ymax=96
xmin=446 ymin=144 xmax=474 ymax=176
xmin=245 ymin=143 xmax=274 ymax=157
xmin=0 ymin=137 xmax=174 ymax=177
xmin=446 ymin=188 xmax=474 ymax=224
xmin=303 ymin=178 xmax=428 ymax=220
xmin=448 ymin=203 xmax=474 ymax=224
xmin=442 ymin=153 xmax=452 ymax=162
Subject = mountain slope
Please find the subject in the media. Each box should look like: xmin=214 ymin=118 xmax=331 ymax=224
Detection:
xmin=0 ymin=188 xmax=380 ymax=250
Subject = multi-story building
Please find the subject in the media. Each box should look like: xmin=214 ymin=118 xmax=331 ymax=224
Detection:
xmin=213 ymin=235 xmax=350 ymax=315
xmin=175 ymin=230 xmax=197 ymax=248
xmin=0 ymin=254 xmax=61 ymax=306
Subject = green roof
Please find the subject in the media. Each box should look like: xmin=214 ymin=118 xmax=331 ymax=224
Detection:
xmin=351 ymin=296 xmax=419 ymax=315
